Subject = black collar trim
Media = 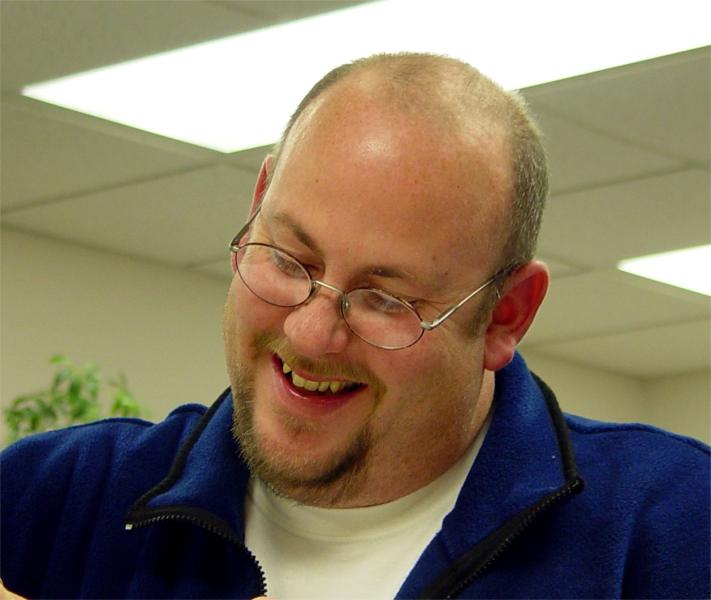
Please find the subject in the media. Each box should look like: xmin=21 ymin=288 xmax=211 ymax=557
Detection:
xmin=418 ymin=373 xmax=585 ymax=599
xmin=125 ymin=388 xmax=232 ymax=527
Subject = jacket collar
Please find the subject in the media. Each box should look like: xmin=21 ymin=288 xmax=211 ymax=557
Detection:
xmin=439 ymin=352 xmax=579 ymax=558
xmin=127 ymin=353 xmax=582 ymax=554
xmin=126 ymin=389 xmax=252 ymax=541
xmin=398 ymin=353 xmax=584 ymax=598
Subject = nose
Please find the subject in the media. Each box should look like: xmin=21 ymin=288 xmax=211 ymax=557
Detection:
xmin=282 ymin=284 xmax=350 ymax=358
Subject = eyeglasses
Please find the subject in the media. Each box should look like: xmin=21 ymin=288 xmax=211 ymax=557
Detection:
xmin=229 ymin=206 xmax=512 ymax=350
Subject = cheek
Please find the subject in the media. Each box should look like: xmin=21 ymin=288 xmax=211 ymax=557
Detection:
xmin=370 ymin=340 xmax=443 ymax=394
xmin=224 ymin=279 xmax=274 ymax=360
xmin=366 ymin=342 xmax=469 ymax=444
xmin=374 ymin=333 xmax=482 ymax=398
xmin=227 ymin=277 xmax=281 ymax=331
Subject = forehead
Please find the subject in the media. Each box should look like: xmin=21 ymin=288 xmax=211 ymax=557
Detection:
xmin=266 ymin=83 xmax=512 ymax=282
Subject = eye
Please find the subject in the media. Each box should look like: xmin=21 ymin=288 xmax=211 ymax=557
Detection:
xmin=361 ymin=290 xmax=411 ymax=314
xmin=269 ymin=249 xmax=306 ymax=278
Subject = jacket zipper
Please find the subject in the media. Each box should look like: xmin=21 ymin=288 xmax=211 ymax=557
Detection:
xmin=434 ymin=475 xmax=584 ymax=599
xmin=125 ymin=512 xmax=268 ymax=597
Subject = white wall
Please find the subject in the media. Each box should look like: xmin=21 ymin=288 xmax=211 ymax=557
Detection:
xmin=642 ymin=370 xmax=710 ymax=444
xmin=523 ymin=350 xmax=710 ymax=444
xmin=521 ymin=351 xmax=646 ymax=422
xmin=2 ymin=227 xmax=708 ymax=446
xmin=1 ymin=227 xmax=230 ymax=442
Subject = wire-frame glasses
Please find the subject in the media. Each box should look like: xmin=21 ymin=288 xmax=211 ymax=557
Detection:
xmin=229 ymin=206 xmax=512 ymax=350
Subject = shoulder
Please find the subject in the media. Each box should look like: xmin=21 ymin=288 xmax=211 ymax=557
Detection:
xmin=565 ymin=413 xmax=709 ymax=533
xmin=566 ymin=413 xmax=709 ymax=466
xmin=3 ymin=402 xmax=207 ymax=457
xmin=564 ymin=416 xmax=710 ymax=596
xmin=1 ymin=401 xmax=210 ymax=498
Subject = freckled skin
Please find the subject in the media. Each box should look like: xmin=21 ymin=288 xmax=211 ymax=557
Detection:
xmin=224 ymin=76 xmax=512 ymax=507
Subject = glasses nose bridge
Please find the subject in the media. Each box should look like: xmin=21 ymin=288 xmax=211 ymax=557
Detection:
xmin=309 ymin=279 xmax=348 ymax=306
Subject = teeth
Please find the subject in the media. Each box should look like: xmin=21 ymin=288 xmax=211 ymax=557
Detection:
xmin=303 ymin=380 xmax=320 ymax=392
xmin=281 ymin=359 xmax=355 ymax=394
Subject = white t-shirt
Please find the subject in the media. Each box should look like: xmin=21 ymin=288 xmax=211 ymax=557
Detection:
xmin=245 ymin=419 xmax=489 ymax=600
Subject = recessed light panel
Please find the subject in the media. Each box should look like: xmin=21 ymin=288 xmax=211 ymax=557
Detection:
xmin=22 ymin=0 xmax=711 ymax=152
xmin=618 ymin=245 xmax=711 ymax=296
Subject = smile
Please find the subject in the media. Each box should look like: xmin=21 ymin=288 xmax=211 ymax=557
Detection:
xmin=275 ymin=356 xmax=364 ymax=396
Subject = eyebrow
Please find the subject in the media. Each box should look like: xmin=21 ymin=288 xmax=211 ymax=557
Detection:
xmin=270 ymin=210 xmax=324 ymax=256
xmin=268 ymin=209 xmax=431 ymax=288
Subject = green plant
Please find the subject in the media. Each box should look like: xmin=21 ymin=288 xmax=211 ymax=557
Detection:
xmin=4 ymin=355 xmax=142 ymax=442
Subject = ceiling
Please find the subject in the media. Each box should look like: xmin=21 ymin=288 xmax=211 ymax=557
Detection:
xmin=1 ymin=1 xmax=709 ymax=379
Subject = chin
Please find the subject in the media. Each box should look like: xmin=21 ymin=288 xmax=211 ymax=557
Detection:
xmin=232 ymin=376 xmax=374 ymax=505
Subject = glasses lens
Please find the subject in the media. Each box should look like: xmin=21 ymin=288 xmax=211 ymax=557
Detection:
xmin=345 ymin=289 xmax=423 ymax=349
xmin=235 ymin=244 xmax=312 ymax=307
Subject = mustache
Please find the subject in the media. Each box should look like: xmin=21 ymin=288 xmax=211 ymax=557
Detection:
xmin=254 ymin=333 xmax=382 ymax=388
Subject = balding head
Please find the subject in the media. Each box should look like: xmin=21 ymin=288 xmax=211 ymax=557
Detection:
xmin=268 ymin=53 xmax=548 ymax=270
xmin=226 ymin=55 xmax=552 ymax=507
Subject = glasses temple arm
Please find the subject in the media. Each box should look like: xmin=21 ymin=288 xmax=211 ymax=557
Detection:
xmin=229 ymin=203 xmax=264 ymax=249
xmin=420 ymin=264 xmax=519 ymax=331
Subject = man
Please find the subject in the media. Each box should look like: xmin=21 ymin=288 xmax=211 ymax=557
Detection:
xmin=1 ymin=53 xmax=709 ymax=599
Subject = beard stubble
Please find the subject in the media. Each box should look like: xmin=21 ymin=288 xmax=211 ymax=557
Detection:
xmin=229 ymin=335 xmax=379 ymax=506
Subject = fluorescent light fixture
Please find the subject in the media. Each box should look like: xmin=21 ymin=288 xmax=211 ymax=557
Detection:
xmin=22 ymin=0 xmax=711 ymax=153
xmin=618 ymin=245 xmax=711 ymax=296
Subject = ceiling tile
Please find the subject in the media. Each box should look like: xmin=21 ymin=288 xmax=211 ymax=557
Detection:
xmin=536 ymin=256 xmax=582 ymax=278
xmin=523 ymin=270 xmax=710 ymax=346
xmin=1 ymin=102 xmax=207 ymax=210
xmin=526 ymin=319 xmax=710 ymax=379
xmin=229 ymin=145 xmax=272 ymax=173
xmin=526 ymin=47 xmax=710 ymax=164
xmin=533 ymin=108 xmax=682 ymax=195
xmin=3 ymin=165 xmax=255 ymax=266
xmin=213 ymin=1 xmax=369 ymax=22
xmin=538 ymin=169 xmax=711 ymax=268
xmin=0 ymin=0 xmax=267 ymax=90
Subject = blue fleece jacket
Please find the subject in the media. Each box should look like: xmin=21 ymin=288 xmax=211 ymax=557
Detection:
xmin=1 ymin=354 xmax=709 ymax=598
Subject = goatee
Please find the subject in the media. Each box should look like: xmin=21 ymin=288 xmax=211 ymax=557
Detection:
xmin=229 ymin=335 xmax=378 ymax=507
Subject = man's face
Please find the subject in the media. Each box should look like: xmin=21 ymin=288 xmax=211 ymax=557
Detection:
xmin=223 ymin=83 xmax=511 ymax=507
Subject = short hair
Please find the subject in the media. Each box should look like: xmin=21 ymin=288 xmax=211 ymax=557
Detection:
xmin=268 ymin=52 xmax=548 ymax=270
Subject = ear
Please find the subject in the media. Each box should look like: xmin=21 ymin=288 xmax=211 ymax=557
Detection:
xmin=483 ymin=260 xmax=549 ymax=371
xmin=231 ymin=154 xmax=275 ymax=273
xmin=250 ymin=154 xmax=274 ymax=214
